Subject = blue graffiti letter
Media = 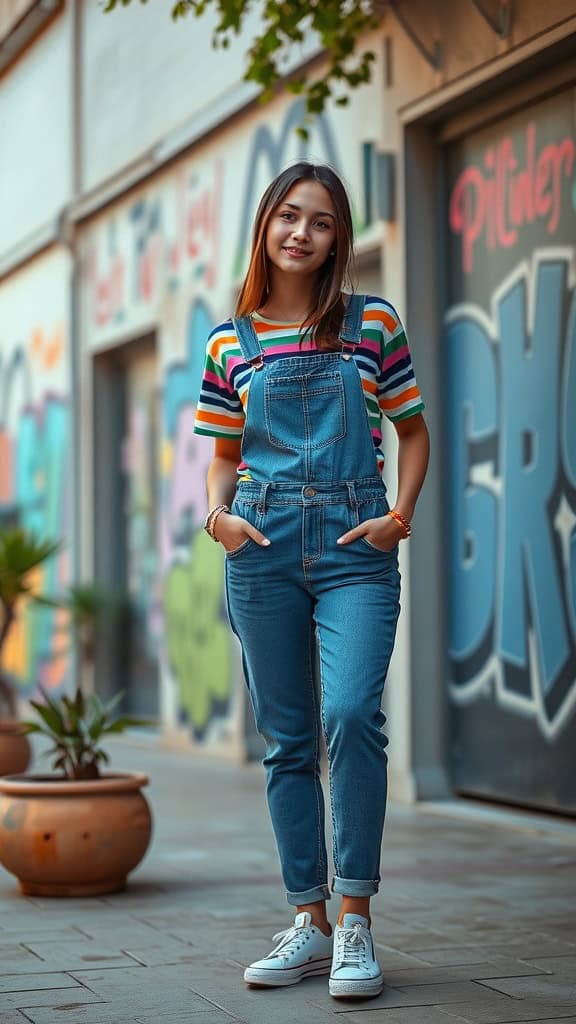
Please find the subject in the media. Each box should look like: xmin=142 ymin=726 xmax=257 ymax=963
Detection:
xmin=446 ymin=315 xmax=497 ymax=662
xmin=497 ymin=262 xmax=569 ymax=694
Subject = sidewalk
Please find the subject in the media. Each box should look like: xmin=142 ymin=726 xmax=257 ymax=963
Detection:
xmin=1 ymin=738 xmax=575 ymax=1024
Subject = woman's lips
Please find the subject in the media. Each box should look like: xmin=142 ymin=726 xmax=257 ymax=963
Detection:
xmin=283 ymin=247 xmax=311 ymax=258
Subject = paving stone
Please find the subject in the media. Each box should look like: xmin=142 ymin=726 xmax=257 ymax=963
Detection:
xmin=0 ymin=974 xmax=80 ymax=994
xmin=382 ymin=962 xmax=550 ymax=987
xmin=111 ymin=942 xmax=199 ymax=967
xmin=0 ymin=929 xmax=82 ymax=943
xmin=378 ymin=935 xmax=458 ymax=953
xmin=135 ymin=1015 xmax=242 ymax=1024
xmin=0 ymin=1014 xmax=34 ymax=1024
xmin=22 ymin=994 xmax=217 ymax=1024
xmin=0 ymin=945 xmax=39 ymax=963
xmin=20 ymin=944 xmax=142 ymax=971
xmin=65 ymin=971 xmax=209 ymax=1011
xmin=410 ymin=939 xmax=576 ymax=960
xmin=344 ymin=1010 xmax=471 ymax=1023
xmin=521 ymin=956 xmax=576 ymax=977
xmin=374 ymin=947 xmax=433 ymax=970
xmin=73 ymin=924 xmax=164 ymax=943
xmin=390 ymin=982 xmax=513 ymax=1007
xmin=408 ymin=948 xmax=507 ymax=967
xmin=476 ymin=975 xmax=576 ymax=1004
xmin=0 ymin=987 xmax=103 ymax=1012
xmin=438 ymin=1000 xmax=576 ymax=1022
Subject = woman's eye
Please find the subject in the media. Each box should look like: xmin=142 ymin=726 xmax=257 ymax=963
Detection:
xmin=280 ymin=212 xmax=295 ymax=221
xmin=316 ymin=221 xmax=330 ymax=230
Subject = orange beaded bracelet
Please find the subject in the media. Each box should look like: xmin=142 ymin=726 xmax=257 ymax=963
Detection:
xmin=387 ymin=508 xmax=412 ymax=538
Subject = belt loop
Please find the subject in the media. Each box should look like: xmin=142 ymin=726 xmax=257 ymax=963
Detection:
xmin=346 ymin=481 xmax=358 ymax=512
xmin=258 ymin=483 xmax=269 ymax=516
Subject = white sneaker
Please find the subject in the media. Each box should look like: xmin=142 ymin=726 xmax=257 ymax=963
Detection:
xmin=243 ymin=911 xmax=333 ymax=987
xmin=329 ymin=913 xmax=384 ymax=998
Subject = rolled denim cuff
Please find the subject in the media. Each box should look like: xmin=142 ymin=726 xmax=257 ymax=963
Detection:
xmin=286 ymin=883 xmax=332 ymax=906
xmin=331 ymin=876 xmax=380 ymax=897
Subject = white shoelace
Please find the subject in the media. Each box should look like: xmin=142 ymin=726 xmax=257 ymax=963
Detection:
xmin=267 ymin=925 xmax=311 ymax=962
xmin=335 ymin=922 xmax=368 ymax=966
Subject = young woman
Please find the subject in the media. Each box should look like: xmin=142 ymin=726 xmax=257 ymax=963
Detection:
xmin=194 ymin=161 xmax=429 ymax=999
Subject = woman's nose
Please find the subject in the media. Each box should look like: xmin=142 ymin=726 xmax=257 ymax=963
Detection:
xmin=292 ymin=222 xmax=310 ymax=241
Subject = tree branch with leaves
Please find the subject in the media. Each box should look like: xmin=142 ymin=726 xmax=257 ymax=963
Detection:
xmin=101 ymin=0 xmax=381 ymax=135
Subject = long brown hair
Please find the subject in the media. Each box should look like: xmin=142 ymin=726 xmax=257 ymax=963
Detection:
xmin=235 ymin=162 xmax=355 ymax=351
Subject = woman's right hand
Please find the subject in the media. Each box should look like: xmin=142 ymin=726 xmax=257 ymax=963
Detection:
xmin=213 ymin=512 xmax=271 ymax=553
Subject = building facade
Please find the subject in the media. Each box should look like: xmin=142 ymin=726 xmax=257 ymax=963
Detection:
xmin=1 ymin=0 xmax=575 ymax=812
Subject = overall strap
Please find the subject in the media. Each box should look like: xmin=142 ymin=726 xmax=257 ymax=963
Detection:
xmin=232 ymin=314 xmax=264 ymax=368
xmin=340 ymin=293 xmax=366 ymax=345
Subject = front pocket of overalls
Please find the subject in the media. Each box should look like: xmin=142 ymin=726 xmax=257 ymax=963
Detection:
xmin=225 ymin=498 xmax=264 ymax=559
xmin=352 ymin=498 xmax=396 ymax=554
xmin=264 ymin=372 xmax=346 ymax=451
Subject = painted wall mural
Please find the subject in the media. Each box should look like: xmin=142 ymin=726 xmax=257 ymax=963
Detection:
xmin=446 ymin=89 xmax=576 ymax=811
xmin=0 ymin=251 xmax=72 ymax=699
xmin=83 ymin=93 xmax=374 ymax=742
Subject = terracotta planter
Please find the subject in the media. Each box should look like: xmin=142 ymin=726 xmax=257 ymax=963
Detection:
xmin=0 ymin=719 xmax=32 ymax=777
xmin=0 ymin=772 xmax=152 ymax=896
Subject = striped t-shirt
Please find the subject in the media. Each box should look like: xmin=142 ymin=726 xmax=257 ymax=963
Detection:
xmin=193 ymin=296 xmax=424 ymax=477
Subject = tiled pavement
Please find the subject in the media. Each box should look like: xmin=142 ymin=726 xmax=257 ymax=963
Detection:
xmin=1 ymin=739 xmax=575 ymax=1024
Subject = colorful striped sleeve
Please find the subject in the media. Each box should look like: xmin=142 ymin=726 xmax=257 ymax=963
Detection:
xmin=193 ymin=322 xmax=245 ymax=438
xmin=372 ymin=298 xmax=425 ymax=422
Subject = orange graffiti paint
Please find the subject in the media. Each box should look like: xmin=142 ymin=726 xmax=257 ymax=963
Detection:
xmin=30 ymin=326 xmax=64 ymax=370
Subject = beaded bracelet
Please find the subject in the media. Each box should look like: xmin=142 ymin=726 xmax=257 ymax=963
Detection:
xmin=387 ymin=508 xmax=412 ymax=538
xmin=204 ymin=504 xmax=230 ymax=541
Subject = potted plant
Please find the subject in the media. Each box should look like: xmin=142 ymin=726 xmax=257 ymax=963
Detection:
xmin=0 ymin=527 xmax=62 ymax=776
xmin=0 ymin=685 xmax=153 ymax=896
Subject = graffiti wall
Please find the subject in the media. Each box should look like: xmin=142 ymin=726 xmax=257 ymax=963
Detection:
xmin=82 ymin=91 xmax=379 ymax=744
xmin=446 ymin=88 xmax=576 ymax=811
xmin=0 ymin=249 xmax=72 ymax=699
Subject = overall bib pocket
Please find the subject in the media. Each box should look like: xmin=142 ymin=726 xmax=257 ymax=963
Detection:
xmin=265 ymin=371 xmax=346 ymax=451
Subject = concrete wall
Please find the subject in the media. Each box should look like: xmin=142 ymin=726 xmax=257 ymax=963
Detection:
xmin=0 ymin=247 xmax=73 ymax=705
xmin=0 ymin=12 xmax=71 ymax=254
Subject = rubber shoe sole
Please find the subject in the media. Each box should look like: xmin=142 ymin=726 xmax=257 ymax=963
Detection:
xmin=329 ymin=971 xmax=384 ymax=998
xmin=244 ymin=957 xmax=332 ymax=987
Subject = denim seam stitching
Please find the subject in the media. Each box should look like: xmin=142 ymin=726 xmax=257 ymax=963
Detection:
xmin=303 ymin=506 xmax=324 ymax=566
xmin=316 ymin=626 xmax=340 ymax=879
xmin=305 ymin=620 xmax=327 ymax=889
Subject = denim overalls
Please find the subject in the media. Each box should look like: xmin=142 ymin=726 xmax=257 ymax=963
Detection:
xmin=225 ymin=294 xmax=401 ymax=906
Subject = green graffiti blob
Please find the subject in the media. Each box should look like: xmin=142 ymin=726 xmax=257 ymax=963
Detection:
xmin=164 ymin=529 xmax=231 ymax=737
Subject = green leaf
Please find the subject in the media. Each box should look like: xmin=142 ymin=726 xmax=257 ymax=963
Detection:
xmin=17 ymin=722 xmax=44 ymax=735
xmin=102 ymin=691 xmax=126 ymax=718
xmin=101 ymin=716 xmax=154 ymax=734
xmin=28 ymin=698 xmax=66 ymax=738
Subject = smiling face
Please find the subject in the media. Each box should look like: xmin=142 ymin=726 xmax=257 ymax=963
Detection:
xmin=265 ymin=179 xmax=337 ymax=279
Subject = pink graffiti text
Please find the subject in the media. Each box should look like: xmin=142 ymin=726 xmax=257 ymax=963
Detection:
xmin=449 ymin=123 xmax=575 ymax=273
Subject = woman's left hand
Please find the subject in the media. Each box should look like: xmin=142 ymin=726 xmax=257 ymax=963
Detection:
xmin=337 ymin=514 xmax=405 ymax=551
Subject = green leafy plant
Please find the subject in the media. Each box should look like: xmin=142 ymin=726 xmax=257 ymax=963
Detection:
xmin=0 ymin=528 xmax=62 ymax=719
xmin=101 ymin=0 xmax=380 ymax=135
xmin=20 ymin=686 xmax=150 ymax=780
